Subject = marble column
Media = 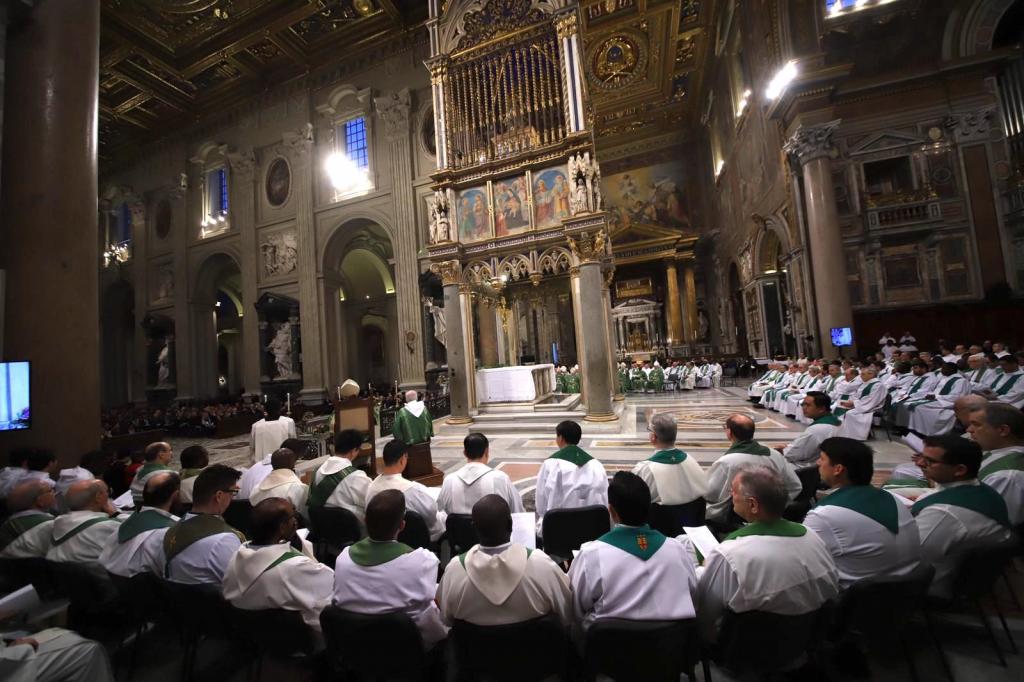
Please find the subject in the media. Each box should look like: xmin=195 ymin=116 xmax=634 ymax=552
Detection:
xmin=476 ymin=299 xmax=499 ymax=367
xmin=602 ymin=270 xmax=623 ymax=401
xmin=228 ymin=150 xmax=261 ymax=397
xmin=0 ymin=0 xmax=101 ymax=463
xmin=681 ymin=262 xmax=699 ymax=344
xmin=554 ymin=12 xmax=586 ymax=134
xmin=568 ymin=232 xmax=616 ymax=421
xmin=784 ymin=121 xmax=857 ymax=357
xmin=376 ymin=90 xmax=427 ymax=389
xmin=665 ymin=260 xmax=685 ymax=345
xmin=434 ymin=261 xmax=472 ymax=423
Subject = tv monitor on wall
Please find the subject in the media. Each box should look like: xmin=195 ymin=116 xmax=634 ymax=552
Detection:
xmin=830 ymin=327 xmax=854 ymax=347
xmin=0 ymin=361 xmax=30 ymax=431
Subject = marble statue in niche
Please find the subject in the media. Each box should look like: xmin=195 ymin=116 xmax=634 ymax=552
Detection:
xmin=429 ymin=189 xmax=451 ymax=244
xmin=423 ymin=297 xmax=447 ymax=348
xmin=267 ymin=323 xmax=294 ymax=378
xmin=156 ymin=341 xmax=171 ymax=386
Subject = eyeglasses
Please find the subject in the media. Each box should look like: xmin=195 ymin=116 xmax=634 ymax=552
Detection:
xmin=220 ymin=487 xmax=240 ymax=497
xmin=918 ymin=455 xmax=946 ymax=466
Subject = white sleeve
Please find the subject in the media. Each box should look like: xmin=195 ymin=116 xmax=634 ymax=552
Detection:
xmin=498 ymin=473 xmax=525 ymax=513
xmin=915 ymin=507 xmax=961 ymax=567
xmin=705 ymin=460 xmax=729 ymax=505
xmin=437 ymin=477 xmax=455 ymax=515
xmin=210 ymin=534 xmax=243 ymax=582
xmin=782 ymin=431 xmax=814 ymax=465
xmin=695 ymin=549 xmax=738 ymax=643
xmin=534 ymin=462 xmax=551 ymax=518
xmin=568 ymin=545 xmax=599 ymax=625
xmin=802 ymin=510 xmax=841 ymax=558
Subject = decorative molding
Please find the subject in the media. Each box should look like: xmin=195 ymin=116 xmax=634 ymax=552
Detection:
xmin=226 ymin=149 xmax=257 ymax=181
xmin=432 ymin=259 xmax=463 ymax=286
xmin=783 ymin=120 xmax=842 ymax=166
xmin=375 ymin=89 xmax=412 ymax=138
xmin=944 ymin=107 xmax=996 ymax=144
xmin=567 ymin=229 xmax=607 ymax=264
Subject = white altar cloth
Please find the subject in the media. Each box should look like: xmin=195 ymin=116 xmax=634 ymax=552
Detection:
xmin=475 ymin=364 xmax=556 ymax=403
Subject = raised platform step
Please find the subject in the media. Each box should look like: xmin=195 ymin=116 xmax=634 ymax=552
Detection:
xmin=472 ymin=409 xmax=587 ymax=424
xmin=467 ymin=420 xmax=624 ymax=435
xmin=477 ymin=393 xmax=581 ymax=414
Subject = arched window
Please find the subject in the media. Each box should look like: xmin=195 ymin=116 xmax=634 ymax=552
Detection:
xmin=117 ymin=202 xmax=132 ymax=244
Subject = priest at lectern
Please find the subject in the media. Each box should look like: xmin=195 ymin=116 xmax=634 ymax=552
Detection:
xmin=393 ymin=390 xmax=434 ymax=445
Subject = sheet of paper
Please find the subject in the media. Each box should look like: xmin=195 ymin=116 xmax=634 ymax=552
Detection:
xmin=511 ymin=512 xmax=536 ymax=549
xmin=296 ymin=527 xmax=310 ymax=541
xmin=683 ymin=525 xmax=720 ymax=559
xmin=113 ymin=489 xmax=134 ymax=509
xmin=0 ymin=585 xmax=39 ymax=619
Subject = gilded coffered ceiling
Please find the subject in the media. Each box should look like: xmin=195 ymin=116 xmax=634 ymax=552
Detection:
xmin=99 ymin=0 xmax=428 ymax=168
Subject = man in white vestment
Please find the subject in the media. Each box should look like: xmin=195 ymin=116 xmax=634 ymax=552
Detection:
xmin=789 ymin=362 xmax=842 ymax=421
xmin=438 ymin=433 xmax=524 ymax=515
xmin=0 ymin=630 xmax=114 ymax=682
xmin=758 ymin=364 xmax=801 ymax=409
xmin=54 ymin=451 xmax=108 ymax=513
xmin=905 ymin=362 xmax=971 ymax=437
xmin=709 ymin=359 xmax=723 ymax=388
xmin=570 ymin=472 xmax=697 ymax=633
xmin=705 ymin=414 xmax=801 ymax=526
xmin=177 ymin=445 xmax=209 ymax=505
xmin=803 ymin=438 xmax=920 ymax=589
xmin=911 ymin=435 xmax=1014 ymax=597
xmin=890 ymin=360 xmax=940 ymax=429
xmin=248 ymin=447 xmax=309 ymax=521
xmin=0 ymin=479 xmax=57 ymax=558
xmin=438 ymin=495 xmax=571 ymax=628
xmin=829 ymin=367 xmax=863 ymax=411
xmin=365 ymin=440 xmax=446 ymax=542
xmin=746 ymin=362 xmax=781 ymax=401
xmin=46 ymin=480 xmax=121 ymax=564
xmin=535 ymin=421 xmax=609 ymax=536
xmin=776 ymin=365 xmax=823 ymax=415
xmin=333 ymin=490 xmax=448 ymax=648
xmin=631 ymin=413 xmax=708 ymax=505
xmin=964 ymin=353 xmax=996 ymax=392
xmin=100 ymin=472 xmax=179 ymax=577
xmin=681 ymin=361 xmax=697 ymax=390
xmin=695 ymin=466 xmax=839 ymax=644
xmin=782 ymin=392 xmax=841 ymax=470
xmin=968 ymin=403 xmax=1024 ymax=525
xmin=223 ymin=498 xmax=334 ymax=634
xmin=130 ymin=442 xmax=173 ymax=507
xmin=307 ymin=429 xmax=372 ymax=520
xmin=249 ymin=397 xmax=296 ymax=465
xmin=976 ymin=354 xmax=1024 ymax=408
xmin=161 ymin=465 xmax=245 ymax=585
xmin=0 ymin=448 xmax=56 ymax=500
xmin=0 ymin=449 xmax=30 ymax=502
xmin=836 ymin=365 xmax=887 ymax=441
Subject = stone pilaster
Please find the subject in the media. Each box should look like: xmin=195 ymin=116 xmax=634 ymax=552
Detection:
xmin=433 ymin=260 xmax=472 ymax=423
xmin=567 ymin=230 xmax=615 ymax=421
xmin=227 ymin=149 xmax=261 ymax=396
xmin=664 ymin=260 xmax=684 ymax=344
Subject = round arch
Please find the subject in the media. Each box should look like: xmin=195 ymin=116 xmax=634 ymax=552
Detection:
xmin=943 ymin=0 xmax=1019 ymax=60
xmin=190 ymin=251 xmax=244 ymax=398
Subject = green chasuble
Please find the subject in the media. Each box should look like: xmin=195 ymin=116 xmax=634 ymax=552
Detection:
xmin=979 ymin=450 xmax=1024 ymax=480
xmin=117 ymin=509 xmax=176 ymax=544
xmin=348 ymin=538 xmax=414 ymax=567
xmin=392 ymin=405 xmax=433 ymax=445
xmin=725 ymin=439 xmax=772 ymax=457
xmin=550 ymin=444 xmax=594 ymax=466
xmin=618 ymin=368 xmax=631 ymax=393
xmin=816 ymin=485 xmax=900 ymax=533
xmin=649 ymin=367 xmax=665 ymax=391
xmin=564 ymin=373 xmax=581 ymax=393
xmin=0 ymin=512 xmax=53 ymax=552
xmin=911 ymin=484 xmax=1010 ymax=527
xmin=136 ymin=461 xmax=172 ymax=481
xmin=725 ymin=519 xmax=807 ymax=541
xmin=649 ymin=448 xmax=688 ymax=464
xmin=556 ymin=373 xmax=568 ymax=393
xmin=598 ymin=524 xmax=666 ymax=560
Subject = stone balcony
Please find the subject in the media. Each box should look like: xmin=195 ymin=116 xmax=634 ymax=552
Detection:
xmin=864 ymin=190 xmax=942 ymax=230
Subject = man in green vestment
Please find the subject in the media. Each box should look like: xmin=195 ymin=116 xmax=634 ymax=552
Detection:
xmin=392 ymin=390 xmax=434 ymax=445
xmin=648 ymin=362 xmax=665 ymax=392
xmin=130 ymin=442 xmax=173 ymax=507
xmin=564 ymin=366 xmax=581 ymax=394
xmin=617 ymin=362 xmax=631 ymax=393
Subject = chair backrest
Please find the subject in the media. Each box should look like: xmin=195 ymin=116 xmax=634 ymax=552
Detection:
xmin=227 ymin=605 xmax=316 ymax=657
xmin=716 ymin=607 xmax=826 ymax=674
xmin=451 ymin=615 xmax=569 ymax=682
xmin=223 ymin=499 xmax=254 ymax=537
xmin=320 ymin=605 xmax=425 ymax=681
xmin=584 ymin=618 xmax=698 ymax=682
xmin=308 ymin=505 xmax=363 ymax=548
xmin=0 ymin=557 xmax=58 ymax=599
xmin=159 ymin=579 xmax=233 ymax=637
xmin=952 ymin=543 xmax=1018 ymax=599
xmin=649 ymin=499 xmax=706 ymax=537
xmin=541 ymin=505 xmax=610 ymax=562
xmin=841 ymin=563 xmax=934 ymax=635
xmin=108 ymin=571 xmax=165 ymax=623
xmin=794 ymin=467 xmax=821 ymax=503
xmin=445 ymin=513 xmax=479 ymax=556
xmin=397 ymin=510 xmax=431 ymax=550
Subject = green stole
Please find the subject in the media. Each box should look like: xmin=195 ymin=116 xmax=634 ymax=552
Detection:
xmin=859 ymin=380 xmax=878 ymax=398
xmin=179 ymin=468 xmax=204 ymax=481
xmin=550 ymin=444 xmax=593 ymax=466
xmin=164 ymin=514 xmax=246 ymax=564
xmin=0 ymin=512 xmax=52 ymax=551
xmin=911 ymin=484 xmax=1010 ymax=527
xmin=816 ymin=485 xmax=900 ymax=534
xmin=597 ymin=524 xmax=666 ymax=560
xmin=52 ymin=515 xmax=118 ymax=546
xmin=348 ymin=538 xmax=413 ymax=567
xmin=724 ymin=519 xmax=807 ymax=541
xmin=725 ymin=440 xmax=771 ymax=457
xmin=307 ymin=464 xmax=358 ymax=508
xmin=811 ymin=414 xmax=841 ymax=427
xmin=995 ymin=372 xmax=1022 ymax=396
xmin=117 ymin=509 xmax=176 ymax=544
xmin=823 ymin=376 xmax=839 ymax=392
xmin=979 ymin=450 xmax=1024 ymax=480
xmin=264 ymin=548 xmax=303 ymax=573
xmin=907 ymin=375 xmax=927 ymax=394
xmin=649 ymin=448 xmax=687 ymax=464
xmin=938 ymin=376 xmax=962 ymax=395
xmin=136 ymin=461 xmax=172 ymax=481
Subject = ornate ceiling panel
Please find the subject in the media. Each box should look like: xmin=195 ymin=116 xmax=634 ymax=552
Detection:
xmin=100 ymin=0 xmax=427 ymax=170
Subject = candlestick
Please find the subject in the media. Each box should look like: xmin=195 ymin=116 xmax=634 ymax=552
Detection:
xmin=286 ymin=392 xmax=291 ymax=414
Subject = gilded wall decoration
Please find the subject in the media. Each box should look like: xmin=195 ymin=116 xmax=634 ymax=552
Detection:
xmin=458 ymin=0 xmax=547 ymax=50
xmin=265 ymin=158 xmax=291 ymax=207
xmin=455 ymin=186 xmax=492 ymax=242
xmin=588 ymin=32 xmax=648 ymax=90
xmin=584 ymin=0 xmax=637 ymax=25
xmin=492 ymin=175 xmax=531 ymax=237
xmin=260 ymin=230 xmax=298 ymax=279
xmin=679 ymin=0 xmax=701 ymax=29
xmin=603 ymin=160 xmax=690 ymax=232
xmin=532 ymin=166 xmax=572 ymax=229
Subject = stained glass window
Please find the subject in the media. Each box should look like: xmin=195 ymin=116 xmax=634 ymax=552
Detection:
xmin=344 ymin=117 xmax=369 ymax=170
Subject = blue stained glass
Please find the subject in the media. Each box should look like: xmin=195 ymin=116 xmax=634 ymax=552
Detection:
xmin=344 ymin=117 xmax=369 ymax=170
xmin=218 ymin=168 xmax=229 ymax=214
xmin=825 ymin=0 xmax=860 ymax=12
xmin=118 ymin=202 xmax=132 ymax=243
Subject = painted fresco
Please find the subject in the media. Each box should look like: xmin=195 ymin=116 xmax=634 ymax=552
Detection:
xmin=456 ymin=186 xmax=491 ymax=242
xmin=531 ymin=166 xmax=571 ymax=230
xmin=492 ymin=175 xmax=530 ymax=237
xmin=604 ymin=160 xmax=690 ymax=232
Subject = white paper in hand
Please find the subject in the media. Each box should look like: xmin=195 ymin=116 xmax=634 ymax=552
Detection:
xmin=511 ymin=512 xmax=536 ymax=549
xmin=683 ymin=526 xmax=720 ymax=560
xmin=113 ymin=489 xmax=135 ymax=509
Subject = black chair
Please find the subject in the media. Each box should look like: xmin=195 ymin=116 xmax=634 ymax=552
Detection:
xmin=783 ymin=467 xmax=821 ymax=523
xmin=320 ymin=606 xmax=429 ymax=681
xmin=712 ymin=607 xmax=829 ymax=678
xmin=450 ymin=615 xmax=569 ymax=682
xmin=308 ymin=505 xmax=363 ymax=565
xmin=227 ymin=605 xmax=318 ymax=681
xmin=583 ymin=618 xmax=703 ymax=682
xmin=108 ymin=571 xmax=167 ymax=679
xmin=445 ymin=513 xmax=479 ymax=556
xmin=224 ymin=499 xmax=254 ymax=537
xmin=159 ymin=580 xmax=235 ymax=682
xmin=398 ymin=510 xmax=432 ymax=550
xmin=46 ymin=560 xmax=125 ymax=634
xmin=649 ymin=499 xmax=706 ymax=537
xmin=0 ymin=557 xmax=58 ymax=598
xmin=541 ymin=505 xmax=611 ymax=564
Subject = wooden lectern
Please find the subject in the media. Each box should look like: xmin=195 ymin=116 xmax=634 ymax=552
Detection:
xmin=332 ymin=397 xmax=377 ymax=478
xmin=404 ymin=441 xmax=444 ymax=487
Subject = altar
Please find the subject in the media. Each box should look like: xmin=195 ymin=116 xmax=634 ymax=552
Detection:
xmin=475 ymin=364 xmax=556 ymax=403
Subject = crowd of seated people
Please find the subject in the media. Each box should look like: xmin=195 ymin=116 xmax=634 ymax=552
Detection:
xmin=101 ymin=398 xmax=265 ymax=438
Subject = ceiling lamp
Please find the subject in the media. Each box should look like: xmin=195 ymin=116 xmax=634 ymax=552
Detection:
xmin=765 ymin=60 xmax=798 ymax=100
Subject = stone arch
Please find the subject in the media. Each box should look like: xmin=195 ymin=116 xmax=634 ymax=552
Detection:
xmin=944 ymin=0 xmax=1018 ymax=60
xmin=496 ymin=254 xmax=533 ymax=282
xmin=463 ymin=260 xmax=494 ymax=285
xmin=190 ymin=250 xmax=245 ymax=397
xmin=320 ymin=210 xmax=397 ymax=273
xmin=538 ymin=246 xmax=572 ymax=275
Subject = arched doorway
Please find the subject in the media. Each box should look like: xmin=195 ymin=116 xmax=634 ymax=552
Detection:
xmin=755 ymin=229 xmax=797 ymax=358
xmin=100 ymin=280 xmax=135 ymax=407
xmin=192 ymin=253 xmax=244 ymax=398
xmin=728 ymin=263 xmax=748 ymax=356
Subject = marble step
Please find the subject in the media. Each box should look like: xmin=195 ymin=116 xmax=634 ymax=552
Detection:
xmin=467 ymin=420 xmax=624 ymax=435
xmin=471 ymin=410 xmax=587 ymax=424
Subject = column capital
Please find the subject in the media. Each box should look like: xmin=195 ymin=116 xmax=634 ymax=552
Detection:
xmin=426 ymin=56 xmax=449 ymax=85
xmin=226 ymin=149 xmax=257 ymax=181
xmin=783 ymin=120 xmax=841 ymax=166
xmin=282 ymin=124 xmax=314 ymax=169
xmin=567 ymin=229 xmax=607 ymax=264
xmin=432 ymin=259 xmax=463 ymax=286
xmin=554 ymin=11 xmax=578 ymax=39
xmin=375 ymin=88 xmax=412 ymax=138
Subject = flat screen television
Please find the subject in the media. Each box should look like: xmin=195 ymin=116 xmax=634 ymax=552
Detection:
xmin=0 ymin=361 xmax=30 ymax=431
xmin=830 ymin=327 xmax=854 ymax=347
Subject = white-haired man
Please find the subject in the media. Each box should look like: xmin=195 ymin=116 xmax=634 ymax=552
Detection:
xmin=632 ymin=413 xmax=708 ymax=505
xmin=392 ymin=389 xmax=434 ymax=446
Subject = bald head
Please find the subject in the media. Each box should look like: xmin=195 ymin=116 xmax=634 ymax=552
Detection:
xmin=472 ymin=494 xmax=513 ymax=547
xmin=7 ymin=479 xmax=55 ymax=513
xmin=143 ymin=471 xmax=180 ymax=511
xmin=144 ymin=442 xmax=172 ymax=464
xmin=405 ymin=389 xmax=419 ymax=403
xmin=725 ymin=413 xmax=756 ymax=442
xmin=954 ymin=394 xmax=989 ymax=426
xmin=250 ymin=498 xmax=297 ymax=545
xmin=65 ymin=479 xmax=108 ymax=512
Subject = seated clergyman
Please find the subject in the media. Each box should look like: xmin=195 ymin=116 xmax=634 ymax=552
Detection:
xmin=99 ymin=471 xmax=180 ymax=577
xmin=46 ymin=479 xmax=121 ymax=564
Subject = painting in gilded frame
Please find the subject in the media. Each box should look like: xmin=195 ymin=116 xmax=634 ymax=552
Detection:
xmin=531 ymin=166 xmax=571 ymax=230
xmin=492 ymin=174 xmax=530 ymax=237
xmin=455 ymin=186 xmax=491 ymax=242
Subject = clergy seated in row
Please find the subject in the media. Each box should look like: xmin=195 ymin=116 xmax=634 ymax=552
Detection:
xmin=129 ymin=441 xmax=173 ymax=508
xmin=803 ymin=438 xmax=920 ymax=589
xmin=911 ymin=435 xmax=1015 ymax=598
xmin=46 ymin=480 xmax=121 ymax=564
xmin=0 ymin=479 xmax=57 ymax=558
xmin=535 ymin=421 xmax=609 ymax=536
xmin=794 ymin=363 xmax=842 ymax=419
xmin=781 ymin=392 xmax=840 ymax=471
xmin=100 ymin=472 xmax=180 ymax=577
xmin=967 ymin=402 xmax=1024 ymax=525
xmin=704 ymin=415 xmax=802 ymax=527
xmin=249 ymin=397 xmax=296 ymax=466
xmin=903 ymin=362 xmax=971 ymax=437
xmin=570 ymin=473 xmax=697 ymax=634
xmin=307 ymin=428 xmax=372 ymax=521
xmin=163 ymin=464 xmax=245 ymax=585
xmin=975 ymin=354 xmax=1024 ymax=408
xmin=745 ymin=362 xmax=779 ymax=401
xmin=693 ymin=466 xmax=840 ymax=644
xmin=965 ymin=353 xmax=997 ymax=392
xmin=249 ymin=447 xmax=309 ymax=521
xmin=333 ymin=489 xmax=448 ymax=649
xmin=365 ymin=440 xmax=446 ymax=542
xmin=223 ymin=498 xmax=334 ymax=635
xmin=835 ymin=365 xmax=887 ymax=441
xmin=773 ymin=365 xmax=822 ymax=416
xmin=889 ymin=361 xmax=938 ymax=429
xmin=438 ymin=433 xmax=524 ymax=515
xmin=54 ymin=450 xmax=108 ymax=513
xmin=759 ymin=363 xmax=806 ymax=410
xmin=239 ymin=437 xmax=307 ymax=500
xmin=177 ymin=445 xmax=209 ymax=505
xmin=0 ymin=447 xmax=56 ymax=500
xmin=631 ymin=413 xmax=708 ymax=505
xmin=439 ymin=495 xmax=571 ymax=628
xmin=0 ymin=449 xmax=32 ymax=501
xmin=0 ymin=629 xmax=114 ymax=682
xmin=392 ymin=390 xmax=434 ymax=445
xmin=828 ymin=367 xmax=863 ymax=414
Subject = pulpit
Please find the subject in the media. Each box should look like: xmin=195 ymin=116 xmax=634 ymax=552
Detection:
xmin=332 ymin=397 xmax=377 ymax=478
xmin=404 ymin=441 xmax=444 ymax=487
